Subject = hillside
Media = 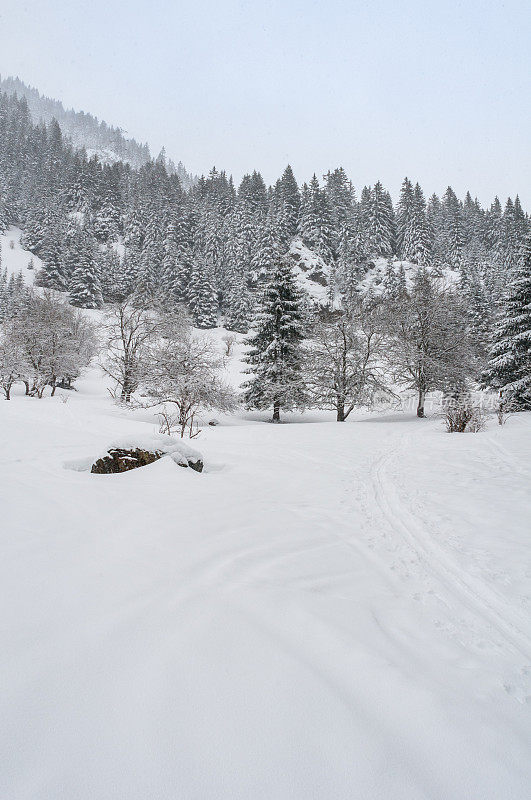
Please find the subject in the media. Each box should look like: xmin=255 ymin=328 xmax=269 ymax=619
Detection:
xmin=0 ymin=76 xmax=198 ymax=187
xmin=0 ymin=75 xmax=150 ymax=168
xmin=0 ymin=87 xmax=528 ymax=330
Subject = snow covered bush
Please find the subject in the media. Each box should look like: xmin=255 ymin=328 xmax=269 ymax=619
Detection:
xmin=2 ymin=290 xmax=97 ymax=397
xmin=0 ymin=334 xmax=27 ymax=399
xmin=443 ymin=398 xmax=488 ymax=433
xmin=222 ymin=332 xmax=237 ymax=356
xmin=142 ymin=320 xmax=237 ymax=437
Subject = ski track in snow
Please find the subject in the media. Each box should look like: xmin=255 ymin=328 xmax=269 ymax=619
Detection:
xmin=365 ymin=432 xmax=530 ymax=699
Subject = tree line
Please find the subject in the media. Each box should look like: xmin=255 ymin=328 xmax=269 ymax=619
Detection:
xmin=0 ymin=89 xmax=529 ymax=337
xmin=4 ymin=238 xmax=528 ymax=422
xmin=0 ymin=87 xmax=529 ymax=418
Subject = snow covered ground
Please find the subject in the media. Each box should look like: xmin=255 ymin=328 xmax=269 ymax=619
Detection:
xmin=1 ymin=346 xmax=530 ymax=799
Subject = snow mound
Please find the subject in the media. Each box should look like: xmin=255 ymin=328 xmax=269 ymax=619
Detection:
xmin=288 ymin=238 xmax=330 ymax=304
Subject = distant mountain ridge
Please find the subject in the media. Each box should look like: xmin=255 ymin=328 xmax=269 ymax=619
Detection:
xmin=0 ymin=75 xmax=198 ymax=188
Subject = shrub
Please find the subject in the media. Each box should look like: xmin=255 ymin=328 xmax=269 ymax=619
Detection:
xmin=444 ymin=400 xmax=488 ymax=433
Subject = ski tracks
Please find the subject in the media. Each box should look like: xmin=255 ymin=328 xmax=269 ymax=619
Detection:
xmin=363 ymin=431 xmax=531 ymax=703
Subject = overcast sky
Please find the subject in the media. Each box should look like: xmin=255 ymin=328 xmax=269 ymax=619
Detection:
xmin=0 ymin=0 xmax=529 ymax=206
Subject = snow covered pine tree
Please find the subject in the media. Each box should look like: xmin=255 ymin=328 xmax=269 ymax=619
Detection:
xmin=483 ymin=234 xmax=531 ymax=409
xmin=243 ymin=257 xmax=306 ymax=422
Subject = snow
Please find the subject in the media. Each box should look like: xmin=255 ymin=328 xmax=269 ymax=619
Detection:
xmin=285 ymin=240 xmax=461 ymax=305
xmin=357 ymin=256 xmax=461 ymax=296
xmin=85 ymin=147 xmax=130 ymax=165
xmin=0 ymin=226 xmax=40 ymax=284
xmin=289 ymin=238 xmax=331 ymax=304
xmin=1 ymin=338 xmax=530 ymax=799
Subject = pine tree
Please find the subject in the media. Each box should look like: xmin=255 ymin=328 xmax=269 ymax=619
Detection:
xmin=461 ymin=266 xmax=492 ymax=359
xmin=273 ymin=165 xmax=300 ymax=250
xmin=37 ymin=238 xmax=67 ymax=290
xmin=366 ymin=181 xmax=394 ymax=258
xmin=461 ymin=192 xmax=488 ymax=276
xmin=251 ymin=216 xmax=278 ymax=284
xmin=36 ymin=208 xmax=67 ymax=290
xmin=68 ymin=231 xmax=103 ymax=309
xmin=114 ymin=248 xmax=138 ymax=301
xmin=94 ymin=196 xmax=120 ymax=242
xmin=396 ymin=177 xmax=415 ymax=259
xmin=411 ymin=183 xmax=432 ymax=265
xmin=324 ymin=168 xmax=354 ymax=230
xmin=483 ymin=235 xmax=531 ymax=409
xmin=0 ymin=266 xmax=8 ymax=321
xmin=225 ymin=275 xmax=254 ymax=333
xmin=99 ymin=247 xmax=122 ymax=303
xmin=188 ymin=255 xmax=218 ymax=328
xmin=298 ymin=174 xmax=335 ymax=264
xmin=486 ymin=197 xmax=504 ymax=269
xmin=0 ymin=189 xmax=8 ymax=233
xmin=323 ymin=167 xmax=354 ymax=259
xmin=20 ymin=204 xmax=46 ymax=252
xmin=243 ymin=258 xmax=306 ymax=421
xmin=441 ymin=187 xmax=463 ymax=269
xmin=501 ymin=197 xmax=527 ymax=274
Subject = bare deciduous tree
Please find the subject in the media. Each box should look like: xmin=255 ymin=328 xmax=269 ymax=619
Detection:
xmin=100 ymin=300 xmax=161 ymax=402
xmin=305 ymin=301 xmax=391 ymax=421
xmin=384 ymin=269 xmax=478 ymax=417
xmin=143 ymin=324 xmax=237 ymax=437
xmin=0 ymin=334 xmax=26 ymax=399
xmin=222 ymin=332 xmax=237 ymax=356
xmin=4 ymin=290 xmax=97 ymax=398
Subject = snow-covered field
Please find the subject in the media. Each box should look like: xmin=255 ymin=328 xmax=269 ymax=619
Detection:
xmin=1 ymin=342 xmax=530 ymax=799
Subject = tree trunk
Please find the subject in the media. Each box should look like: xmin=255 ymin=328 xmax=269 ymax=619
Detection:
xmin=179 ymin=406 xmax=188 ymax=438
xmin=336 ymin=400 xmax=345 ymax=422
xmin=121 ymin=368 xmax=134 ymax=403
xmin=121 ymin=383 xmax=132 ymax=403
xmin=24 ymin=381 xmax=30 ymax=396
xmin=417 ymin=387 xmax=426 ymax=418
xmin=272 ymin=402 xmax=280 ymax=423
xmin=5 ymin=385 xmax=11 ymax=400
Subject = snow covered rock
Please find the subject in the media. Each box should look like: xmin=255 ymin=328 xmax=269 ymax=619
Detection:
xmin=90 ymin=434 xmax=203 ymax=474
xmin=92 ymin=448 xmax=162 ymax=474
xmin=288 ymin=238 xmax=330 ymax=305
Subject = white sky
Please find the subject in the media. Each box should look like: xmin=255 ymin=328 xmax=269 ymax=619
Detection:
xmin=0 ymin=0 xmax=529 ymax=206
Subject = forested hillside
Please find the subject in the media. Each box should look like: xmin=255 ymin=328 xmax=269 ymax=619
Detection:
xmin=1 ymin=86 xmax=530 ymax=412
xmin=0 ymin=76 xmax=151 ymax=168
xmin=0 ymin=76 xmax=198 ymax=188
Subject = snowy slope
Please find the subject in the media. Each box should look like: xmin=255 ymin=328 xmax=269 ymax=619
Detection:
xmin=1 ymin=346 xmax=530 ymax=799
xmin=286 ymin=238 xmax=461 ymax=305
xmin=357 ymin=256 xmax=461 ymax=295
xmin=289 ymin=238 xmax=331 ymax=304
xmin=0 ymin=226 xmax=39 ymax=284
